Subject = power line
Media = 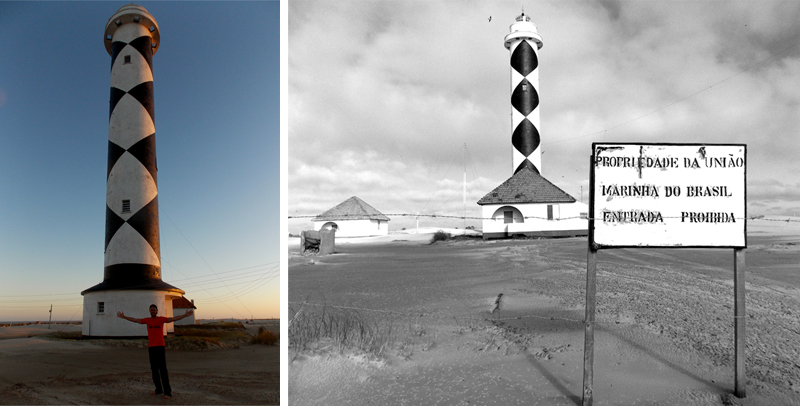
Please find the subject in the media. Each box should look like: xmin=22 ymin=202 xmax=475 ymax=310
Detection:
xmin=0 ymin=271 xmax=279 ymax=307
xmin=0 ymin=292 xmax=78 ymax=298
xmin=0 ymin=262 xmax=277 ymax=298
xmin=161 ymin=208 xmax=254 ymax=318
xmin=203 ymin=273 xmax=279 ymax=305
xmin=172 ymin=268 xmax=279 ymax=293
xmin=288 ymin=212 xmax=799 ymax=223
xmin=542 ymin=39 xmax=800 ymax=147
xmin=166 ymin=266 xmax=277 ymax=286
xmin=160 ymin=256 xmax=247 ymax=319
xmin=202 ymin=268 xmax=279 ymax=300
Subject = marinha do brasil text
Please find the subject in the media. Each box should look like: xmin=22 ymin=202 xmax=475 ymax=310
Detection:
xmin=596 ymin=154 xmax=743 ymax=224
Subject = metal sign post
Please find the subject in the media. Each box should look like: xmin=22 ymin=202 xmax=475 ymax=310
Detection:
xmin=582 ymin=246 xmax=597 ymax=406
xmin=734 ymin=248 xmax=746 ymax=397
xmin=583 ymin=153 xmax=598 ymax=406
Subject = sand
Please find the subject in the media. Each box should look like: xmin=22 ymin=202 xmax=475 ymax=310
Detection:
xmin=289 ymin=218 xmax=800 ymax=405
xmin=0 ymin=321 xmax=279 ymax=405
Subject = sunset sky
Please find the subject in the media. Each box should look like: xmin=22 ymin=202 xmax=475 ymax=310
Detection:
xmin=0 ymin=1 xmax=280 ymax=322
xmin=288 ymin=0 xmax=800 ymax=234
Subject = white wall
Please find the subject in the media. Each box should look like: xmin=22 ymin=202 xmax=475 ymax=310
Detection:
xmin=165 ymin=298 xmax=174 ymax=334
xmin=313 ymin=218 xmax=389 ymax=237
xmin=481 ymin=202 xmax=588 ymax=237
xmin=173 ymin=312 xmax=196 ymax=325
xmin=82 ymin=290 xmax=181 ymax=337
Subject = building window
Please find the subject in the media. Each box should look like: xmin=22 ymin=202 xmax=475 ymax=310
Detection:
xmin=124 ymin=55 xmax=131 ymax=64
xmin=522 ymin=83 xmax=528 ymax=92
xmin=122 ymin=200 xmax=131 ymax=213
xmin=98 ymin=302 xmax=104 ymax=314
xmin=547 ymin=205 xmax=554 ymax=220
xmin=504 ymin=211 xmax=513 ymax=224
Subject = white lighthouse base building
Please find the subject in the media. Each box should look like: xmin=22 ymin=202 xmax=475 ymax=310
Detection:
xmin=312 ymin=196 xmax=390 ymax=237
xmin=82 ymin=290 xmax=182 ymax=337
xmin=480 ymin=201 xmax=588 ymax=238
xmin=478 ymin=167 xmax=588 ymax=239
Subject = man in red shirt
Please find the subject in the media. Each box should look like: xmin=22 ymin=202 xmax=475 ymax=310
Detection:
xmin=118 ymin=304 xmax=194 ymax=399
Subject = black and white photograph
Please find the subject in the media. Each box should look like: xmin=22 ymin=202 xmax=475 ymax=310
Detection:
xmin=288 ymin=1 xmax=800 ymax=405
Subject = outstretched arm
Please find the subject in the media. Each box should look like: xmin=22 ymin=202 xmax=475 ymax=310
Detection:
xmin=117 ymin=311 xmax=143 ymax=324
xmin=166 ymin=309 xmax=193 ymax=323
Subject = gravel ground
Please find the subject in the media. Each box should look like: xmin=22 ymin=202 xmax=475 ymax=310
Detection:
xmin=0 ymin=321 xmax=280 ymax=405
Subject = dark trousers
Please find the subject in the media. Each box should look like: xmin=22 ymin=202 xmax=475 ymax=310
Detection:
xmin=148 ymin=346 xmax=171 ymax=396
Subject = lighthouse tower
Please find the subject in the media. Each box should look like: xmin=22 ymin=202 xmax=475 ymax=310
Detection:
xmin=82 ymin=5 xmax=184 ymax=337
xmin=477 ymin=11 xmax=588 ymax=240
xmin=504 ymin=11 xmax=544 ymax=175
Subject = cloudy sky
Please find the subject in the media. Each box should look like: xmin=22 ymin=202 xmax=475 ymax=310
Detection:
xmin=0 ymin=2 xmax=279 ymax=322
xmin=288 ymin=0 xmax=800 ymax=233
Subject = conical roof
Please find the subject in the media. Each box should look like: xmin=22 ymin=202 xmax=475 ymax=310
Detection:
xmin=313 ymin=196 xmax=390 ymax=222
xmin=477 ymin=167 xmax=576 ymax=205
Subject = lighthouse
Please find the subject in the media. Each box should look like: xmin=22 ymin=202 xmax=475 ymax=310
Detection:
xmin=477 ymin=11 xmax=588 ymax=239
xmin=81 ymin=5 xmax=184 ymax=337
xmin=504 ymin=11 xmax=543 ymax=175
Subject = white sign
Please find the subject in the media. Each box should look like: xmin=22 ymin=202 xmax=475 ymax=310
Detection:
xmin=591 ymin=143 xmax=746 ymax=248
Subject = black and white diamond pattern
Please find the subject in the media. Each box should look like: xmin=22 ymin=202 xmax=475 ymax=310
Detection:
xmin=104 ymin=29 xmax=160 ymax=271
xmin=509 ymin=39 xmax=542 ymax=174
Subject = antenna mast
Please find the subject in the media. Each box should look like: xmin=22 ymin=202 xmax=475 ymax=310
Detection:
xmin=463 ymin=144 xmax=467 ymax=230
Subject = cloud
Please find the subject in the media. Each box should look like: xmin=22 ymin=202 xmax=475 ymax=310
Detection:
xmin=289 ymin=1 xmax=800 ymax=231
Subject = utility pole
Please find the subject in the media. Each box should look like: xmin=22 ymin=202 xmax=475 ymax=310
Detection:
xmin=463 ymin=172 xmax=467 ymax=229
xmin=463 ymin=144 xmax=467 ymax=230
xmin=48 ymin=304 xmax=52 ymax=329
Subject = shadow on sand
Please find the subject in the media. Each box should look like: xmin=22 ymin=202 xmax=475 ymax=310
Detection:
xmin=501 ymin=312 xmax=729 ymax=405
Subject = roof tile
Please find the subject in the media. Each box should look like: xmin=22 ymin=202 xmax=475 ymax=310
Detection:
xmin=313 ymin=196 xmax=390 ymax=221
xmin=477 ymin=167 xmax=577 ymax=205
xmin=173 ymin=296 xmax=196 ymax=309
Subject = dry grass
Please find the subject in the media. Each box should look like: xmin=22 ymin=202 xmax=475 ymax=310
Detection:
xmin=430 ymin=230 xmax=451 ymax=243
xmin=289 ymin=304 xmax=435 ymax=361
xmin=175 ymin=328 xmax=246 ymax=339
xmin=171 ymin=325 xmax=250 ymax=349
xmin=181 ymin=321 xmax=245 ymax=331
xmin=43 ymin=331 xmax=82 ymax=340
xmin=251 ymin=326 xmax=279 ymax=345
xmin=166 ymin=335 xmax=240 ymax=350
xmin=289 ymin=305 xmax=393 ymax=360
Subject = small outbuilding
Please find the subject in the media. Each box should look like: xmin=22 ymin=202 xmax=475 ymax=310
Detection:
xmin=478 ymin=167 xmax=588 ymax=239
xmin=313 ymin=196 xmax=390 ymax=237
xmin=171 ymin=296 xmax=197 ymax=325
